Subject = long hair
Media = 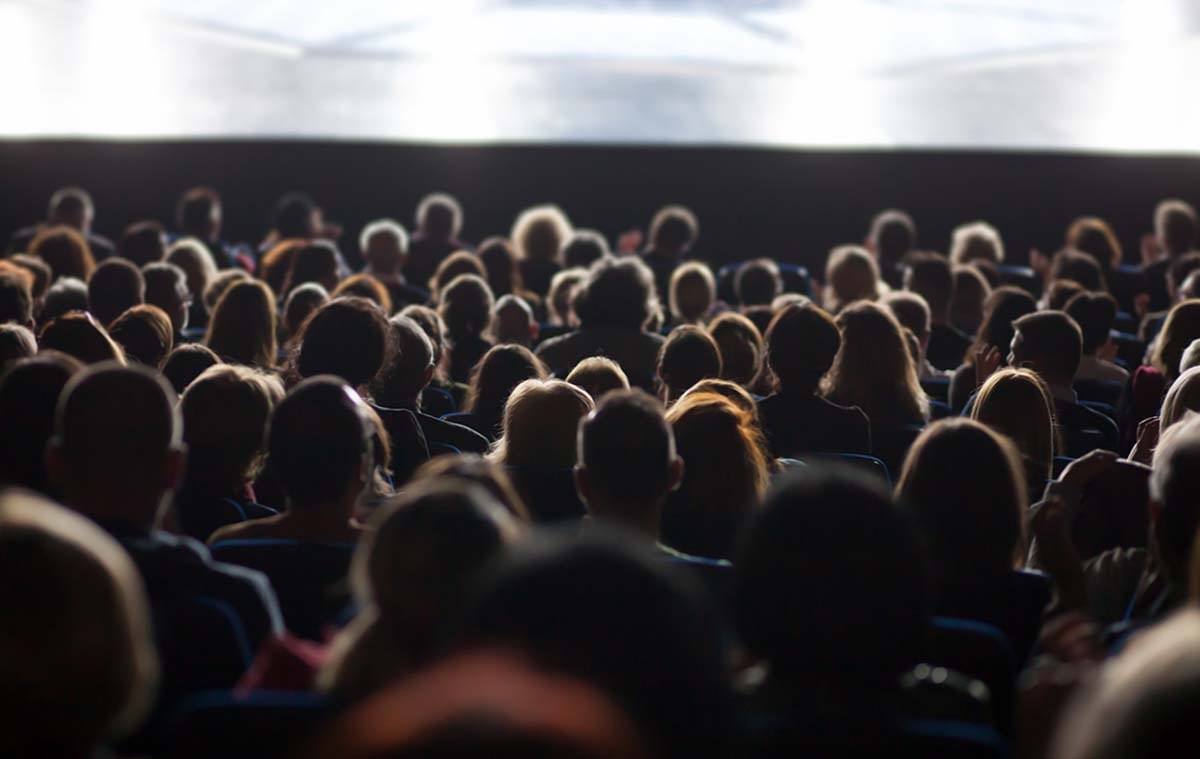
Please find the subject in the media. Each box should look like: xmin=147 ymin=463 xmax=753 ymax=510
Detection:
xmin=464 ymin=345 xmax=547 ymax=418
xmin=1161 ymin=366 xmax=1200 ymax=431
xmin=822 ymin=301 xmax=929 ymax=426
xmin=489 ymin=379 xmax=594 ymax=469
xmin=1153 ymin=300 xmax=1200 ymax=383
xmin=205 ymin=280 xmax=278 ymax=369
xmin=971 ymin=368 xmax=1057 ymax=488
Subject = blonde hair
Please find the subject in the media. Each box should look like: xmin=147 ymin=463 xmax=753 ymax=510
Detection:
xmin=1161 ymin=366 xmax=1200 ymax=431
xmin=566 ymin=356 xmax=630 ymax=401
xmin=205 ymin=279 xmax=278 ymax=369
xmin=166 ymin=238 xmax=218 ymax=308
xmin=547 ymin=267 xmax=588 ymax=327
xmin=823 ymin=245 xmax=880 ymax=313
xmin=1152 ymin=300 xmax=1200 ymax=383
xmin=823 ymin=301 xmax=929 ymax=426
xmin=490 ymin=379 xmax=594 ymax=468
xmin=511 ymin=205 xmax=573 ymax=264
xmin=950 ymin=221 xmax=1005 ymax=265
xmin=668 ymin=262 xmax=716 ymax=324
xmin=971 ymin=368 xmax=1056 ymax=487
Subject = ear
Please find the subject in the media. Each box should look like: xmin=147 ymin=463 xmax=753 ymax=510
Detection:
xmin=666 ymin=456 xmax=685 ymax=494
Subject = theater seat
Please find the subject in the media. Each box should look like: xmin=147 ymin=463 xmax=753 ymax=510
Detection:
xmin=871 ymin=424 xmax=924 ymax=479
xmin=505 ymin=466 xmax=586 ymax=524
xmin=799 ymin=452 xmax=891 ymax=486
xmin=898 ymin=719 xmax=1006 ymax=758
xmin=166 ymin=690 xmax=334 ymax=759
xmin=921 ymin=376 xmax=951 ymax=403
xmin=996 ymin=265 xmax=1041 ymax=298
xmin=929 ymin=618 xmax=1017 ymax=734
xmin=1074 ymin=379 xmax=1123 ymax=407
xmin=1071 ymin=459 xmax=1151 ymax=560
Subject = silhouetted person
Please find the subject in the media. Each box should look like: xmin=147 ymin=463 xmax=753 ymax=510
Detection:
xmin=867 ymin=209 xmax=916 ymax=289
xmin=1066 ymin=291 xmax=1128 ymax=385
xmin=118 ymin=221 xmax=168 ymax=268
xmin=657 ymin=325 xmax=722 ymax=403
xmin=161 ymin=342 xmax=220 ymax=396
xmin=88 ymin=257 xmax=145 ymax=327
xmin=108 ymin=304 xmax=173 ymax=368
xmin=457 ymin=344 xmax=546 ymax=442
xmin=143 ymin=261 xmax=191 ymax=339
xmin=6 ymin=186 xmax=116 ymax=260
xmin=0 ymin=352 xmax=83 ymax=496
xmin=174 ymin=186 xmax=236 ymax=269
xmin=1143 ymin=199 xmax=1198 ymax=311
xmin=512 ymin=204 xmax=572 ymax=297
xmin=359 ymin=219 xmax=429 ymax=311
xmin=406 ymin=193 xmax=469 ymax=288
xmin=906 ymin=252 xmax=971 ymax=370
xmin=640 ymin=205 xmax=699 ymax=303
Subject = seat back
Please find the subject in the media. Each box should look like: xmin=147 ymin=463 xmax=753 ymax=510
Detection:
xmin=799 ymin=452 xmax=890 ymax=486
xmin=929 ymin=618 xmax=1017 ymax=734
xmin=1074 ymin=379 xmax=1123 ymax=407
xmin=898 ymin=719 xmax=1007 ymax=759
xmin=166 ymin=690 xmax=333 ymax=759
xmin=871 ymin=424 xmax=924 ymax=478
xmin=921 ymin=376 xmax=951 ymax=403
xmin=506 ymin=466 xmax=586 ymax=524
xmin=1073 ymin=459 xmax=1151 ymax=559
xmin=427 ymin=442 xmax=462 ymax=458
xmin=996 ymin=265 xmax=1041 ymax=297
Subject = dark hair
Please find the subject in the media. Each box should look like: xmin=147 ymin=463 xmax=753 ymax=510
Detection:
xmin=87 ymin=259 xmax=145 ymax=327
xmin=39 ymin=313 xmax=124 ymax=365
xmin=1012 ymin=311 xmax=1084 ymax=382
xmin=648 ymin=206 xmax=699 ymax=251
xmin=579 ymin=389 xmax=675 ymax=506
xmin=1065 ymin=291 xmax=1119 ymax=354
xmin=438 ymin=274 xmax=494 ymax=341
xmin=658 ymin=326 xmax=722 ymax=399
xmin=707 ymin=312 xmax=763 ymax=387
xmin=273 ymin=193 xmax=318 ymax=239
xmin=107 ymin=305 xmax=173 ymax=368
xmin=734 ymin=258 xmax=781 ymax=307
xmin=10 ymin=255 xmax=52 ymax=300
xmin=884 ymin=291 xmax=931 ymax=341
xmin=39 ymin=278 xmax=89 ymax=326
xmin=161 ymin=343 xmax=220 ymax=396
xmin=1051 ymin=249 xmax=1106 ymax=292
xmin=869 ymin=209 xmax=916 ymax=265
xmin=416 ymin=193 xmax=462 ymax=240
xmin=0 ymin=353 xmax=84 ymax=493
xmin=476 ymin=237 xmax=522 ymax=297
xmin=142 ymin=263 xmax=189 ymax=318
xmin=765 ymin=303 xmax=841 ymax=394
xmin=905 ymin=251 xmax=953 ymax=317
xmin=285 ymin=241 xmax=341 ymax=295
xmin=117 ymin=221 xmax=166 ymax=268
xmin=575 ymin=257 xmax=656 ymax=331
xmin=332 ymin=274 xmax=392 ymax=315
xmin=1168 ymin=252 xmax=1200 ymax=296
xmin=283 ymin=282 xmax=329 ymax=338
xmin=562 ymin=230 xmax=610 ymax=269
xmin=47 ymin=186 xmax=93 ymax=222
xmin=1045 ymin=279 xmax=1086 ymax=311
xmin=734 ymin=467 xmax=929 ymax=685
xmin=465 ymin=344 xmax=545 ymax=417
xmin=431 ymin=251 xmax=486 ymax=297
xmin=967 ymin=286 xmax=1037 ymax=366
xmin=175 ymin=187 xmax=221 ymax=238
xmin=0 ymin=270 xmax=32 ymax=326
xmin=1066 ymin=217 xmax=1122 ymax=272
xmin=181 ymin=365 xmax=280 ymax=495
xmin=205 ymin=280 xmax=277 ymax=369
xmin=1156 ymin=199 xmax=1198 ymax=256
xmin=30 ymin=226 xmax=95 ymax=281
xmin=373 ymin=316 xmax=434 ymax=407
xmin=296 ymin=297 xmax=392 ymax=388
xmin=0 ymin=324 xmax=35 ymax=367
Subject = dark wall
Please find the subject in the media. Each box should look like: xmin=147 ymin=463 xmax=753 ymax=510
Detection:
xmin=3 ymin=140 xmax=1198 ymax=274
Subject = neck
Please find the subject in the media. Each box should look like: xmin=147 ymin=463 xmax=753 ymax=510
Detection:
xmin=587 ymin=498 xmax=663 ymax=540
xmin=282 ymin=496 xmax=358 ymax=533
xmin=68 ymin=491 xmax=161 ymax=529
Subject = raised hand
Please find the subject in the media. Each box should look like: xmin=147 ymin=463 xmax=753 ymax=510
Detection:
xmin=974 ymin=345 xmax=1003 ymax=388
xmin=1059 ymin=448 xmax=1119 ymax=491
xmin=1129 ymin=416 xmax=1160 ymax=465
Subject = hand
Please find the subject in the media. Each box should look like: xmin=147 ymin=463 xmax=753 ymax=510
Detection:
xmin=1059 ymin=449 xmax=1119 ymax=491
xmin=617 ymin=229 xmax=643 ymax=255
xmin=1029 ymin=497 xmax=1086 ymax=610
xmin=1129 ymin=416 xmax=1160 ymax=465
xmin=1030 ymin=247 xmax=1051 ymax=275
xmin=1141 ymin=233 xmax=1161 ymax=266
xmin=974 ymin=345 xmax=1002 ymax=388
xmin=1038 ymin=612 xmax=1103 ymax=663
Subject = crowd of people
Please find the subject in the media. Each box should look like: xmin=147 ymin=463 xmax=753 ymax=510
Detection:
xmin=4 ymin=185 xmax=1200 ymax=757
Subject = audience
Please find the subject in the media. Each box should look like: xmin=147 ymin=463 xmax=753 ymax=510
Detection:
xmin=457 ymin=344 xmax=546 ymax=442
xmin=561 ymin=228 xmax=611 ymax=270
xmin=205 ymin=279 xmax=277 ymax=369
xmin=949 ymin=263 xmax=991 ymax=336
xmin=1143 ymin=199 xmax=1198 ymax=311
xmin=161 ymin=342 xmax=220 ymax=396
xmin=7 ymin=186 xmax=116 ymax=260
xmin=823 ymin=244 xmax=879 ymax=313
xmin=641 ymin=205 xmax=699 ymax=302
xmin=512 ymin=204 xmax=572 ymax=296
xmin=491 ymin=293 xmax=537 ymax=347
xmin=905 ymin=251 xmax=971 ymax=370
xmin=1150 ymin=299 xmax=1200 ymax=384
xmin=656 ymin=325 xmax=722 ymax=404
xmin=0 ymin=352 xmax=83 ymax=496
xmin=438 ymin=274 xmax=495 ymax=384
xmin=39 ymin=276 xmax=89 ymax=325
xmin=668 ymin=261 xmax=716 ymax=326
xmin=166 ymin=238 xmax=217 ymax=328
xmin=359 ymin=219 xmax=429 ymax=312
xmin=174 ymin=186 xmax=235 ymax=269
xmin=108 ymin=304 xmax=174 ymax=368
xmin=88 ymin=257 xmax=144 ymax=327
xmin=707 ymin=311 xmax=764 ymax=389
xmin=970 ymin=368 xmax=1056 ymax=494
xmin=118 ymin=221 xmax=168 ymax=268
xmin=866 ymin=208 xmax=916 ymax=289
xmin=406 ymin=193 xmax=468 ymax=290
xmin=949 ymin=285 xmax=1037 ymax=411
xmin=1066 ymin=291 xmax=1128 ymax=385
xmin=949 ymin=220 xmax=1005 ymax=267
xmin=39 ymin=312 xmax=125 ymax=365
xmin=29 ymin=225 xmax=97 ymax=282
xmin=282 ymin=282 xmax=329 ymax=341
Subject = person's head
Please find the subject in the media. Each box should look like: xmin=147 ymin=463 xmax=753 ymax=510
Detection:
xmin=561 ymin=229 xmax=611 ymax=270
xmin=575 ymin=256 xmax=658 ymax=331
xmin=1160 ymin=367 xmax=1200 ymax=431
xmin=735 ymin=467 xmax=929 ymax=689
xmin=0 ymin=491 xmax=158 ymax=758
xmin=883 ymin=291 xmax=931 ymax=346
xmin=765 ymin=302 xmax=841 ymax=395
xmin=0 ymin=324 xmax=36 ymax=368
xmin=971 ymin=367 xmax=1056 ymax=487
xmin=161 ymin=342 xmax=220 ymax=396
xmin=205 ymin=279 xmax=278 ymax=368
xmin=969 ymin=286 xmax=1038 ymax=366
xmin=668 ymin=262 xmax=715 ymax=325
xmin=1051 ymin=248 xmax=1107 ymax=292
xmin=904 ymin=251 xmax=954 ymax=323
xmin=180 ymin=364 xmax=284 ymax=495
xmin=950 ymin=264 xmax=991 ymax=336
xmin=897 ymin=418 xmax=1027 ymax=579
xmin=0 ymin=352 xmax=83 ymax=494
xmin=706 ymin=311 xmax=763 ymax=388
xmin=38 ymin=277 xmax=89 ymax=326
xmin=1066 ymin=216 xmax=1122 ymax=272
xmin=360 ymin=219 xmax=408 ymax=276
xmin=415 ymin=192 xmax=463 ymax=241
xmin=45 ymin=186 xmax=95 ymax=231
xmin=465 ymin=344 xmax=547 ymax=417
xmin=867 ymin=209 xmax=916 ymax=268
xmin=492 ymin=379 xmax=594 ymax=469
xmin=285 ymin=240 xmax=341 ymax=295
xmin=1180 ymin=339 xmax=1200 ymax=376
xmin=88 ymin=257 xmax=146 ymax=328
xmin=39 ymin=313 xmax=125 ymax=365
xmin=825 ymin=301 xmax=929 ymax=424
xmin=296 ymin=297 xmax=392 ymax=389
xmin=373 ymin=315 xmax=435 ymax=406
xmin=48 ymin=363 xmax=183 ymax=522
xmin=1041 ymin=278 xmax=1084 ymax=311
xmin=680 ymin=378 xmax=758 ymax=419
xmin=165 ymin=238 xmax=217 ymax=313
xmin=439 ymin=274 xmax=495 ymax=344
xmin=547 ymin=267 xmax=587 ymax=327
xmin=1009 ymin=311 xmax=1084 ymax=387
xmin=282 ymin=282 xmax=329 ymax=339
xmin=272 ymin=192 xmax=319 ymax=239
xmin=477 ymin=237 xmax=522 ymax=297
xmin=118 ymin=221 xmax=167 ymax=268
xmin=268 ymin=376 xmax=375 ymax=511
xmin=950 ymin=221 xmax=1005 ymax=266
xmin=142 ymin=261 xmax=191 ymax=334
xmin=202 ymin=267 xmax=250 ymax=314
xmin=0 ymin=264 xmax=34 ymax=328
xmin=1152 ymin=300 xmax=1200 ymax=383
xmin=410 ymin=453 xmax=531 ymax=523
xmin=108 ymin=304 xmax=173 ymax=369
xmin=10 ymin=254 xmax=52 ymax=306
xmin=175 ymin=186 xmax=221 ymax=241
xmin=320 ymin=480 xmax=518 ymax=701
xmin=492 ymin=293 xmax=536 ymax=347
xmin=566 ymin=356 xmax=631 ymax=401
xmin=1166 ymin=252 xmax=1200 ymax=303
xmin=824 ymin=245 xmax=880 ymax=314
xmin=1065 ymin=291 xmax=1118 ymax=358
xmin=648 ymin=205 xmax=699 ymax=254
xmin=1149 ymin=414 xmax=1200 ymax=584
xmin=332 ymin=273 xmax=393 ymax=315
xmin=30 ymin=225 xmax=95 ymax=281
xmin=430 ymin=250 xmax=487 ymax=297
xmin=1155 ymin=199 xmax=1198 ymax=257
xmin=398 ymin=305 xmax=447 ymax=377
xmin=735 ymin=258 xmax=782 ymax=307
xmin=512 ymin=205 xmax=572 ymax=264
xmin=656 ymin=326 xmax=722 ymax=403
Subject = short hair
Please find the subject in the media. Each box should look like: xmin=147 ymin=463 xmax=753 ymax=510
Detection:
xmin=1149 ymin=414 xmax=1200 ymax=582
xmin=0 ymin=266 xmax=33 ymax=325
xmin=438 ymin=274 xmax=495 ymax=341
xmin=161 ymin=343 xmax=220 ymax=396
xmin=118 ymin=221 xmax=166 ymax=268
xmin=38 ymin=277 xmax=89 ymax=325
xmin=373 ymin=316 xmax=435 ymax=406
xmin=547 ymin=267 xmax=587 ymax=326
xmin=492 ymin=379 xmax=594 ymax=469
xmin=30 ymin=225 xmax=95 ymax=281
xmin=0 ymin=324 xmax=36 ymax=367
xmin=360 ymin=218 xmax=408 ymax=259
xmin=297 ymin=297 xmax=392 ymax=388
xmin=142 ymin=261 xmax=190 ymax=332
xmin=869 ymin=209 xmax=917 ymax=265
xmin=205 ymin=280 xmax=277 ymax=369
xmin=649 ymin=205 xmax=699 ymax=251
xmin=333 ymin=274 xmax=393 ymax=315
xmin=1012 ymin=311 xmax=1084 ymax=382
xmin=1168 ymin=252 xmax=1200 ymax=298
xmin=734 ymin=258 xmax=782 ymax=307
xmin=1050 ymin=249 xmax=1106 ymax=292
xmin=734 ymin=468 xmax=928 ymax=684
xmin=202 ymin=268 xmax=250 ymax=313
xmin=416 ymin=193 xmax=463 ymax=240
xmin=668 ymin=262 xmax=715 ymax=324
xmin=658 ymin=326 xmax=722 ymax=399
xmin=272 ymin=193 xmax=318 ymax=239
xmin=1064 ymin=291 xmax=1119 ymax=354
xmin=949 ymin=264 xmax=992 ymax=335
xmin=969 ymin=286 xmax=1037 ymax=365
xmin=561 ymin=230 xmax=611 ymax=269
xmin=491 ymin=293 xmax=535 ymax=345
xmin=47 ymin=186 xmax=94 ymax=223
xmin=181 ymin=364 xmax=283 ymax=492
xmin=166 ymin=238 xmax=217 ymax=307
xmin=88 ymin=258 xmax=145 ymax=327
xmin=1160 ymin=366 xmax=1200 ymax=431
xmin=904 ymin=251 xmax=954 ymax=317
xmin=10 ymin=254 xmax=52 ymax=300
xmin=431 ymin=251 xmax=486 ymax=297
xmin=575 ymin=256 xmax=657 ymax=331
xmin=883 ymin=291 xmax=931 ymax=342
xmin=269 ymin=377 xmax=373 ymax=508
xmin=464 ymin=343 xmax=546 ymax=415
xmin=0 ymin=353 xmax=83 ymax=492
xmin=824 ymin=245 xmax=879 ymax=312
xmin=566 ymin=356 xmax=630 ymax=401
xmin=511 ymin=205 xmax=572 ymax=264
xmin=107 ymin=304 xmax=173 ymax=368
xmin=282 ymin=282 xmax=329 ymax=338
xmin=1155 ymin=199 xmax=1198 ymax=255
xmin=284 ymin=240 xmax=341 ymax=294
xmin=950 ymin=221 xmax=1005 ymax=265
xmin=707 ymin=311 xmax=763 ymax=387
xmin=765 ymin=303 xmax=841 ymax=393
xmin=0 ymin=491 xmax=158 ymax=756
xmin=39 ymin=313 xmax=124 ymax=365
xmin=175 ymin=187 xmax=220 ymax=237
xmin=477 ymin=237 xmax=522 ymax=297
xmin=1067 ymin=216 xmax=1122 ymax=271
xmin=578 ymin=389 xmax=676 ymax=505
xmin=398 ymin=305 xmax=446 ymax=370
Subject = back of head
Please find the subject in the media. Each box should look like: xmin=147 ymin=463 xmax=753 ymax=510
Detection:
xmin=1067 ymin=216 xmax=1122 ymax=272
xmin=360 ymin=218 xmax=408 ymax=273
xmin=416 ymin=192 xmax=462 ymax=241
xmin=562 ymin=229 xmax=611 ymax=269
xmin=161 ymin=342 xmax=220 ymax=396
xmin=869 ymin=209 xmax=916 ymax=266
xmin=649 ymin=205 xmax=699 ymax=253
xmin=495 ymin=379 xmax=594 ymax=469
xmin=512 ymin=204 xmax=572 ymax=264
xmin=10 ymin=254 xmax=52 ymax=302
xmin=285 ymin=240 xmax=341 ymax=294
xmin=826 ymin=301 xmax=928 ymax=424
xmin=166 ymin=238 xmax=217 ymax=308
xmin=668 ymin=261 xmax=715 ymax=324
xmin=1065 ymin=291 xmax=1118 ymax=355
xmin=88 ymin=257 xmax=145 ymax=327
xmin=1161 ymin=366 xmax=1200 ymax=431
xmin=973 ymin=286 xmax=1037 ymax=363
xmin=971 ymin=368 xmax=1055 ymax=486
xmin=579 ymin=389 xmax=675 ymax=510
xmin=0 ymin=353 xmax=83 ymax=493
xmin=175 ymin=186 xmax=221 ymax=239
xmin=566 ymin=356 xmax=630 ymax=401
xmin=374 ymin=315 xmax=435 ymax=406
xmin=950 ymin=264 xmax=992 ymax=335
xmin=205 ymin=279 xmax=277 ymax=368
xmin=438 ymin=274 xmax=495 ymax=342
xmin=431 ymin=250 xmax=486 ymax=296
xmin=883 ymin=291 xmax=931 ymax=342
xmin=38 ymin=277 xmax=89 ymax=326
xmin=398 ymin=305 xmax=447 ymax=368
xmin=118 ymin=221 xmax=167 ymax=268
xmin=735 ymin=258 xmax=782 ymax=307
xmin=950 ymin=221 xmax=1005 ymax=265
xmin=575 ymin=256 xmax=657 ymax=331
xmin=1012 ymin=311 xmax=1084 ymax=384
xmin=734 ymin=468 xmax=929 ymax=686
xmin=492 ymin=293 xmax=534 ymax=345
xmin=680 ymin=378 xmax=758 ymax=418
xmin=410 ymin=453 xmax=531 ymax=523
xmin=1150 ymin=414 xmax=1200 ymax=583
xmin=143 ymin=261 xmax=190 ymax=332
xmin=283 ymin=281 xmax=330 ymax=338
xmin=896 ymin=418 xmax=1027 ymax=579
xmin=465 ymin=343 xmax=545 ymax=415
xmin=1180 ymin=339 xmax=1200 ymax=377
xmin=658 ymin=325 xmax=722 ymax=399
xmin=1051 ymin=248 xmax=1107 ymax=292
xmin=477 ymin=237 xmax=521 ymax=296
xmin=47 ymin=186 xmax=93 ymax=229
xmin=824 ymin=245 xmax=880 ymax=312
xmin=269 ymin=376 xmax=372 ymax=510
xmin=0 ymin=324 xmax=36 ymax=368
xmin=0 ymin=262 xmax=34 ymax=327
xmin=1155 ymin=199 xmax=1198 ymax=256
xmin=904 ymin=251 xmax=954 ymax=318
xmin=273 ymin=192 xmax=318 ymax=239
xmin=202 ymin=268 xmax=250 ymax=313
xmin=108 ymin=304 xmax=174 ymax=368
xmin=30 ymin=225 xmax=95 ymax=281
xmin=548 ymin=267 xmax=588 ymax=327
xmin=765 ymin=302 xmax=841 ymax=394
xmin=1153 ymin=299 xmax=1200 ymax=382
xmin=39 ymin=312 xmax=125 ymax=365
xmin=296 ymin=297 xmax=391 ymax=388
xmin=1047 ymin=280 xmax=1086 ymax=317
xmin=707 ymin=312 xmax=763 ymax=387
xmin=0 ymin=491 xmax=158 ymax=757
xmin=182 ymin=364 xmax=283 ymax=493
xmin=1168 ymin=252 xmax=1200 ymax=299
